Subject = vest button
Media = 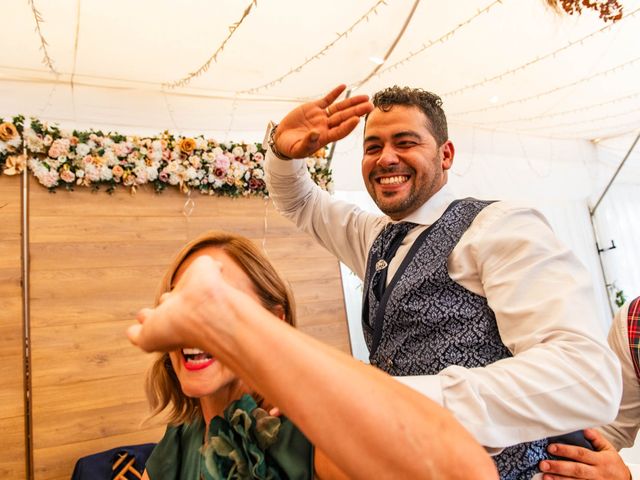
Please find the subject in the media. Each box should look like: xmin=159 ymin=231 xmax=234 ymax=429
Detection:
xmin=386 ymin=357 xmax=394 ymax=368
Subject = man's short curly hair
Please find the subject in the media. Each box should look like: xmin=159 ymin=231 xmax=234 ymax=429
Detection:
xmin=370 ymin=86 xmax=448 ymax=146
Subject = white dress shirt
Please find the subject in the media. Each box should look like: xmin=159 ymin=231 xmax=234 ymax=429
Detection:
xmin=265 ymin=151 xmax=622 ymax=450
xmin=598 ymin=300 xmax=640 ymax=478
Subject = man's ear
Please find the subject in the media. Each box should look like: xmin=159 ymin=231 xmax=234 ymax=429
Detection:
xmin=441 ymin=140 xmax=454 ymax=171
xmin=272 ymin=305 xmax=286 ymax=321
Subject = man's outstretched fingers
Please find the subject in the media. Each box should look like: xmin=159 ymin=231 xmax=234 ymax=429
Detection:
xmin=327 ymin=117 xmax=361 ymax=143
xmin=318 ymin=84 xmax=347 ymax=109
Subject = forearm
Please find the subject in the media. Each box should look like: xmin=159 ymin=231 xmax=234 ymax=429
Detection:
xmin=200 ymin=288 xmax=497 ymax=480
xmin=265 ymin=151 xmax=379 ymax=277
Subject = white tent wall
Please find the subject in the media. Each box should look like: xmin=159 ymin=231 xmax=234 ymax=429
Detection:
xmin=592 ymin=132 xmax=640 ymax=310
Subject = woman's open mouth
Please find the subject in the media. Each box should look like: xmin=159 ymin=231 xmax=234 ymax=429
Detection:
xmin=181 ymin=348 xmax=215 ymax=371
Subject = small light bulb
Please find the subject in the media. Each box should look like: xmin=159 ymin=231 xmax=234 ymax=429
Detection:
xmin=369 ymin=56 xmax=385 ymax=65
xmin=489 ymin=95 xmax=499 ymax=104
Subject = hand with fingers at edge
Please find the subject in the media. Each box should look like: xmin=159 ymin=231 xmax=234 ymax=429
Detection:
xmin=274 ymin=84 xmax=374 ymax=159
xmin=539 ymin=428 xmax=632 ymax=480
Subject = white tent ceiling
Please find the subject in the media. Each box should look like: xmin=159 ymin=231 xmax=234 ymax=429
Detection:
xmin=1 ymin=0 xmax=639 ymax=142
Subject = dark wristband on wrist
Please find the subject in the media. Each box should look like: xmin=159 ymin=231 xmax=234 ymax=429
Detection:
xmin=267 ymin=123 xmax=293 ymax=161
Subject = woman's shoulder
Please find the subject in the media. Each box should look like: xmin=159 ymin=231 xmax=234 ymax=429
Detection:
xmin=146 ymin=419 xmax=205 ymax=480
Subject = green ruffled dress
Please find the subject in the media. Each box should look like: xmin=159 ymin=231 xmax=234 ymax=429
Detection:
xmin=145 ymin=394 xmax=314 ymax=480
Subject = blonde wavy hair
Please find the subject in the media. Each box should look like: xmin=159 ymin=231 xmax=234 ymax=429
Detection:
xmin=145 ymin=230 xmax=296 ymax=425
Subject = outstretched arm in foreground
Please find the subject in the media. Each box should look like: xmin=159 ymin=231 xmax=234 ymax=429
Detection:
xmin=539 ymin=428 xmax=632 ymax=480
xmin=128 ymin=256 xmax=498 ymax=480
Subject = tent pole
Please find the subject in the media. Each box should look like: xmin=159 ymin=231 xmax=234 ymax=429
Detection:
xmin=590 ymin=130 xmax=640 ymax=216
xmin=589 ymin=129 xmax=640 ymax=317
xmin=21 ymin=166 xmax=34 ymax=480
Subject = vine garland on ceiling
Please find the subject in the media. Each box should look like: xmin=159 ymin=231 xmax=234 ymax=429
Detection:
xmin=239 ymin=0 xmax=390 ymax=95
xmin=0 ymin=115 xmax=331 ymax=195
xmin=374 ymin=0 xmax=505 ymax=78
xmin=487 ymin=90 xmax=640 ymax=125
xmin=443 ymin=6 xmax=639 ymax=97
xmin=450 ymin=55 xmax=640 ymax=116
xmin=27 ymin=0 xmax=57 ymax=74
xmin=164 ymin=0 xmax=258 ymax=89
xmin=545 ymin=0 xmax=623 ymax=22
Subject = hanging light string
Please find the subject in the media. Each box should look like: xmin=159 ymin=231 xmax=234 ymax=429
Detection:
xmin=448 ymin=112 xmax=634 ymax=141
xmin=450 ymin=55 xmax=640 ymax=116
xmin=482 ymin=89 xmax=640 ymax=125
xmin=70 ymin=0 xmax=82 ymax=126
xmin=351 ymin=0 xmax=421 ymax=90
xmin=238 ymin=0 xmax=389 ymax=95
xmin=224 ymin=94 xmax=239 ymax=142
xmin=162 ymin=90 xmax=181 ymax=133
xmin=27 ymin=0 xmax=57 ymax=74
xmin=552 ymin=118 xmax=640 ymax=138
xmin=443 ymin=6 xmax=640 ymax=97
xmin=511 ymin=104 xmax=640 ymax=132
xmin=164 ymin=0 xmax=258 ymax=89
xmin=517 ymin=133 xmax=552 ymax=177
xmin=374 ymin=0 xmax=504 ymax=78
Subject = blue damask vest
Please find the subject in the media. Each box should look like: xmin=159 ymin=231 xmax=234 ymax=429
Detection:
xmin=362 ymin=198 xmax=549 ymax=480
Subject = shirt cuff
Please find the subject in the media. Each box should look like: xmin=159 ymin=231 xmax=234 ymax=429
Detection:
xmin=393 ymin=374 xmax=504 ymax=456
xmin=393 ymin=375 xmax=443 ymax=406
xmin=264 ymin=148 xmax=306 ymax=175
xmin=629 ymin=464 xmax=640 ymax=479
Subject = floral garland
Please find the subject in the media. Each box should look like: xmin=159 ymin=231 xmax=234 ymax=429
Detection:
xmin=545 ymin=0 xmax=623 ymax=22
xmin=0 ymin=115 xmax=332 ymax=196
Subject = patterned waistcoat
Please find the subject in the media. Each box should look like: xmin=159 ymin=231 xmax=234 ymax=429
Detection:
xmin=362 ymin=198 xmax=549 ymax=480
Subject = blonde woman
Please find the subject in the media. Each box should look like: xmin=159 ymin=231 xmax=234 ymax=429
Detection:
xmin=142 ymin=231 xmax=344 ymax=479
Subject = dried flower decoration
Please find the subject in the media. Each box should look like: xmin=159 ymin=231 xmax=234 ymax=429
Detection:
xmin=545 ymin=0 xmax=623 ymax=22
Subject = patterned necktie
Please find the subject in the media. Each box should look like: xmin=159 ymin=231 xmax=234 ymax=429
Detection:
xmin=371 ymin=221 xmax=417 ymax=300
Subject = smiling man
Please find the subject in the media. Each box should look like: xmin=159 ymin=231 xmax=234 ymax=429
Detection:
xmin=264 ymin=84 xmax=621 ymax=479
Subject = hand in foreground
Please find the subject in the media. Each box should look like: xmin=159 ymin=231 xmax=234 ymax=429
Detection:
xmin=539 ymin=428 xmax=631 ymax=480
xmin=127 ymin=255 xmax=229 ymax=353
xmin=275 ymin=84 xmax=374 ymax=159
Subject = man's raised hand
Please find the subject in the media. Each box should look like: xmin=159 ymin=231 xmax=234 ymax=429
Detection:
xmin=275 ymin=84 xmax=374 ymax=159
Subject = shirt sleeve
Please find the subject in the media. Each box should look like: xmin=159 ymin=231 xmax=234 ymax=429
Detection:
xmin=264 ymin=148 xmax=383 ymax=279
xmin=398 ymin=203 xmax=623 ymax=449
xmin=598 ymin=301 xmax=640 ymax=450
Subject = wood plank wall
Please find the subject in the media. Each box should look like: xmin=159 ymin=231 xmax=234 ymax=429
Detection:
xmin=0 ymin=176 xmax=26 ymax=478
xmin=27 ymin=177 xmax=349 ymax=480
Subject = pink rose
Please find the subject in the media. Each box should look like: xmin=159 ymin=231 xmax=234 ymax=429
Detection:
xmin=60 ymin=169 xmax=76 ymax=183
xmin=112 ymin=165 xmax=124 ymax=178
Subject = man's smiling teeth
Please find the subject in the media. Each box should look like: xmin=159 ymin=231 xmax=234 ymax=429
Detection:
xmin=379 ymin=175 xmax=408 ymax=185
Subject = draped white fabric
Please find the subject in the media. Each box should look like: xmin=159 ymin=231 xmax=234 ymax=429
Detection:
xmin=593 ymin=183 xmax=640 ymax=310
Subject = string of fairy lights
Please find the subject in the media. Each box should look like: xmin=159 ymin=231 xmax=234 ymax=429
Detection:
xmin=163 ymin=0 xmax=258 ymax=89
xmin=442 ymin=6 xmax=640 ymax=97
xmin=238 ymin=0 xmax=390 ymax=95
xmin=450 ymin=56 xmax=640 ymax=116
xmin=510 ymin=104 xmax=640 ymax=132
xmin=373 ymin=0 xmax=505 ymax=79
xmin=481 ymin=90 xmax=640 ymax=125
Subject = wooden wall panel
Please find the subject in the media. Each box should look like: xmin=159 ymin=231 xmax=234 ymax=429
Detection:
xmin=0 ymin=175 xmax=26 ymax=478
xmin=28 ymin=178 xmax=349 ymax=479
